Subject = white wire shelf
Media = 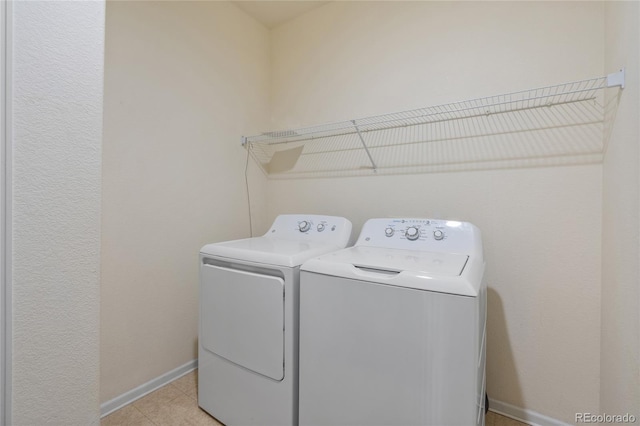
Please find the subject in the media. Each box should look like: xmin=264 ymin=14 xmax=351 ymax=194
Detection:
xmin=243 ymin=69 xmax=625 ymax=179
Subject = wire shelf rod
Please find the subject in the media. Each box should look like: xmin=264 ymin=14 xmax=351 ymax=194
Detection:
xmin=351 ymin=120 xmax=377 ymax=171
xmin=253 ymin=93 xmax=601 ymax=145
xmin=288 ymin=118 xmax=604 ymax=159
xmin=269 ymin=149 xmax=605 ymax=178
xmin=300 ymin=121 xmax=599 ymax=158
xmin=244 ymin=76 xmax=614 ymax=145
xmin=242 ymin=70 xmax=624 ymax=177
xmin=257 ymin=96 xmax=600 ymax=147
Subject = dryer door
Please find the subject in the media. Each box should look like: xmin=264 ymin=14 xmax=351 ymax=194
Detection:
xmin=200 ymin=264 xmax=284 ymax=381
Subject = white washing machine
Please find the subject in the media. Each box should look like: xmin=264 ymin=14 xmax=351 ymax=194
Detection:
xmin=299 ymin=218 xmax=486 ymax=426
xmin=198 ymin=214 xmax=352 ymax=426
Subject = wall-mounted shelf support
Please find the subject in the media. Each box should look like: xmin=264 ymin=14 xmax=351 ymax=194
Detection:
xmin=351 ymin=120 xmax=377 ymax=172
xmin=242 ymin=69 xmax=625 ymax=179
xmin=607 ymin=68 xmax=625 ymax=89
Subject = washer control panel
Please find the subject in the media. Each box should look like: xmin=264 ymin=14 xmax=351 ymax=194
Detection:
xmin=266 ymin=214 xmax=352 ymax=245
xmin=295 ymin=218 xmax=336 ymax=234
xmin=356 ymin=218 xmax=481 ymax=254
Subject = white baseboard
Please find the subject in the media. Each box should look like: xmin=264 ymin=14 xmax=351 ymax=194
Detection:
xmin=102 ymin=370 xmax=570 ymax=425
xmin=100 ymin=359 xmax=198 ymax=418
xmin=489 ymin=398 xmax=571 ymax=426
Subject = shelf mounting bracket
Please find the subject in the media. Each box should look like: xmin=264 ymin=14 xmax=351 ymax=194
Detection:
xmin=352 ymin=120 xmax=377 ymax=173
xmin=607 ymin=68 xmax=625 ymax=89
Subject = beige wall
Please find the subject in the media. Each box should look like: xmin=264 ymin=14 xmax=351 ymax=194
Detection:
xmin=101 ymin=1 xmax=269 ymax=402
xmin=12 ymin=1 xmax=104 ymax=423
xmin=601 ymin=1 xmax=640 ymax=419
xmin=271 ymin=1 xmax=604 ymax=127
xmin=100 ymin=2 xmax=640 ymax=423
xmin=268 ymin=2 xmax=604 ymax=423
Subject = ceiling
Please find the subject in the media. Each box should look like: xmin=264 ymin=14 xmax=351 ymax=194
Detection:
xmin=233 ymin=1 xmax=330 ymax=29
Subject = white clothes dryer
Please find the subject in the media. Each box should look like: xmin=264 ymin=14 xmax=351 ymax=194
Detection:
xmin=299 ymin=218 xmax=486 ymax=426
xmin=198 ymin=214 xmax=352 ymax=426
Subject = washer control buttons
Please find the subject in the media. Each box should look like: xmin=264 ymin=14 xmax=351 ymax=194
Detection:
xmin=405 ymin=226 xmax=420 ymax=241
xmin=433 ymin=230 xmax=445 ymax=241
xmin=384 ymin=227 xmax=395 ymax=237
xmin=299 ymin=221 xmax=311 ymax=232
xmin=317 ymin=223 xmax=326 ymax=232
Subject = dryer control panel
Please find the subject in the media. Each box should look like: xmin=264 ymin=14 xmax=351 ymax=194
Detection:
xmin=265 ymin=214 xmax=352 ymax=247
xmin=356 ymin=218 xmax=482 ymax=255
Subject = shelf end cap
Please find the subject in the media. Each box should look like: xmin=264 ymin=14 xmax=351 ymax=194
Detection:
xmin=607 ymin=68 xmax=625 ymax=89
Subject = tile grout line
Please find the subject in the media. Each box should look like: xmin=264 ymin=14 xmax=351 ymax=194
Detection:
xmin=110 ymin=371 xmax=524 ymax=426
xmin=127 ymin=381 xmax=192 ymax=426
xmin=132 ymin=404 xmax=156 ymax=426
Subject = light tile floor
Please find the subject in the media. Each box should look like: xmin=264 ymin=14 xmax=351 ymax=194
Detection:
xmin=102 ymin=369 xmax=528 ymax=426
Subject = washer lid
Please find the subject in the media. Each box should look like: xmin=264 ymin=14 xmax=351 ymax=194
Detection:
xmin=302 ymin=246 xmax=482 ymax=296
xmin=201 ymin=237 xmax=343 ymax=267
xmin=309 ymin=246 xmax=468 ymax=276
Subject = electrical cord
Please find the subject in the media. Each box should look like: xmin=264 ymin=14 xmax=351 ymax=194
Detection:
xmin=244 ymin=144 xmax=253 ymax=237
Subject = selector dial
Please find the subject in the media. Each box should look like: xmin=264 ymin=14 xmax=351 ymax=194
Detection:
xmin=317 ymin=223 xmax=326 ymax=232
xmin=433 ymin=230 xmax=445 ymax=241
xmin=405 ymin=226 xmax=420 ymax=241
xmin=384 ymin=227 xmax=395 ymax=237
xmin=298 ymin=221 xmax=311 ymax=232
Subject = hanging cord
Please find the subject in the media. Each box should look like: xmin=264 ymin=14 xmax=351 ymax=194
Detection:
xmin=244 ymin=143 xmax=253 ymax=237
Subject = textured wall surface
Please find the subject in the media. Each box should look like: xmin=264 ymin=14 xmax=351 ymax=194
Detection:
xmin=11 ymin=1 xmax=105 ymax=424
xmin=268 ymin=2 xmax=604 ymax=423
xmin=101 ymin=1 xmax=269 ymax=402
xmin=601 ymin=1 xmax=640 ymax=419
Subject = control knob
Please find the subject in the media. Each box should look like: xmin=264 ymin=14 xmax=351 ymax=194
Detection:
xmin=385 ymin=227 xmax=395 ymax=237
xmin=298 ymin=221 xmax=311 ymax=232
xmin=405 ymin=226 xmax=420 ymax=241
xmin=317 ymin=223 xmax=325 ymax=232
xmin=433 ymin=230 xmax=445 ymax=241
